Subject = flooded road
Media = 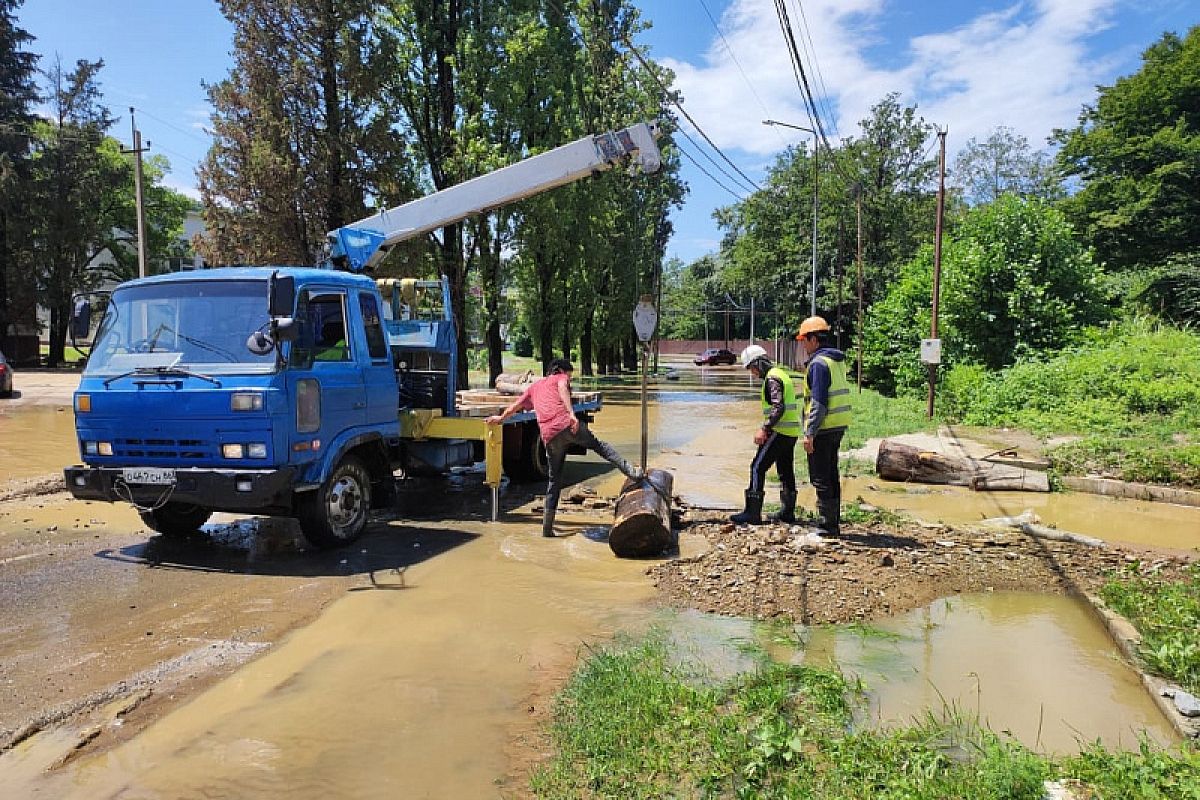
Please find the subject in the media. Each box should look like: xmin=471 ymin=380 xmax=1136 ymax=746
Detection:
xmin=0 ymin=367 xmax=1194 ymax=797
xmin=0 ymin=405 xmax=78 ymax=484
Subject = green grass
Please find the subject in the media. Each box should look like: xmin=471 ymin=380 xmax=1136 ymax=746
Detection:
xmin=842 ymin=388 xmax=933 ymax=451
xmin=531 ymin=633 xmax=1200 ymax=798
xmin=939 ymin=319 xmax=1200 ymax=487
xmin=1100 ymin=564 xmax=1200 ymax=694
xmin=37 ymin=344 xmax=87 ymax=364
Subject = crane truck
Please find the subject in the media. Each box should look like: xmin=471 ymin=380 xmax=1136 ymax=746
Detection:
xmin=64 ymin=122 xmax=661 ymax=549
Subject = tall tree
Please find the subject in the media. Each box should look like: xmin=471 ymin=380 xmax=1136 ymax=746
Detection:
xmin=198 ymin=0 xmax=400 ymax=265
xmin=0 ymin=0 xmax=39 ymax=344
xmin=952 ymin=126 xmax=1061 ymax=205
xmin=28 ymin=58 xmax=128 ymax=366
xmin=1055 ymin=26 xmax=1200 ymax=270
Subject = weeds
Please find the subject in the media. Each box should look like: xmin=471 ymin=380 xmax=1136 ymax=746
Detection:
xmin=1100 ymin=564 xmax=1200 ymax=694
xmin=531 ymin=633 xmax=1200 ymax=799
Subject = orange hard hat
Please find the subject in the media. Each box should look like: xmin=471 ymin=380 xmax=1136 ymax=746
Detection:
xmin=796 ymin=315 xmax=831 ymax=340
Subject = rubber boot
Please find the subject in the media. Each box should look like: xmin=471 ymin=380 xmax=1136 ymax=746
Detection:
xmin=769 ymin=489 xmax=797 ymax=524
xmin=730 ymin=490 xmax=764 ymax=525
xmin=815 ymin=499 xmax=841 ymax=537
xmin=541 ymin=494 xmax=560 ymax=537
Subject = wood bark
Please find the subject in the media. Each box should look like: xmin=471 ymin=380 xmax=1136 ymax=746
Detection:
xmin=876 ymin=439 xmax=1049 ymax=492
xmin=610 ymin=468 xmax=675 ymax=558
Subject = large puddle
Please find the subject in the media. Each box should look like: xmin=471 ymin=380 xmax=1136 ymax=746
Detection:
xmin=0 ymin=405 xmax=78 ymax=484
xmin=1 ymin=361 xmax=1193 ymax=796
xmin=667 ymin=592 xmax=1177 ymax=754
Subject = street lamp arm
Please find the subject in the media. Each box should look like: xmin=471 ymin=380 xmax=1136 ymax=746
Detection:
xmin=762 ymin=119 xmax=815 ymax=135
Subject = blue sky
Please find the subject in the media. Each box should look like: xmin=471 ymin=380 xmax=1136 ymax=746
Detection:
xmin=17 ymin=0 xmax=1197 ymax=265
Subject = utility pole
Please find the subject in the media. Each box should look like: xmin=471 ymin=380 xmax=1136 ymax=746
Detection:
xmin=926 ymin=130 xmax=947 ymax=418
xmin=855 ymin=183 xmax=864 ymax=392
xmin=122 ymin=108 xmax=151 ymax=278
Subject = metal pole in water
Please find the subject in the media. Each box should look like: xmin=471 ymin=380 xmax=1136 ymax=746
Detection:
xmin=640 ymin=343 xmax=649 ymax=472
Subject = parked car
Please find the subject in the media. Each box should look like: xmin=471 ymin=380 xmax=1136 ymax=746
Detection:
xmin=0 ymin=349 xmax=12 ymax=397
xmin=693 ymin=347 xmax=738 ymax=366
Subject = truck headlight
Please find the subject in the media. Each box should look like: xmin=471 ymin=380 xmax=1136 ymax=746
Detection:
xmin=98 ymin=442 xmax=113 ymax=456
xmin=83 ymin=441 xmax=113 ymax=456
xmin=84 ymin=441 xmax=97 ymax=455
xmin=231 ymin=392 xmax=264 ymax=411
xmin=222 ymin=443 xmax=245 ymax=459
xmin=247 ymin=443 xmax=267 ymax=458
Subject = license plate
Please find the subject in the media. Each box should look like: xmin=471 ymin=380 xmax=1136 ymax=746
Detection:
xmin=121 ymin=467 xmax=177 ymax=485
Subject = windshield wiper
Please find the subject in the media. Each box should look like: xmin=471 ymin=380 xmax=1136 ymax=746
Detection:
xmin=103 ymin=365 xmax=222 ymax=388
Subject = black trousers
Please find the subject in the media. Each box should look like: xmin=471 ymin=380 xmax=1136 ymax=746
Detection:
xmin=806 ymin=429 xmax=844 ymax=503
xmin=545 ymin=420 xmax=634 ymax=508
xmin=747 ymin=431 xmax=797 ymax=494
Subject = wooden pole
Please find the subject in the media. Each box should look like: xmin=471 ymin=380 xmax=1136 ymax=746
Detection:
xmin=927 ymin=130 xmax=947 ymax=419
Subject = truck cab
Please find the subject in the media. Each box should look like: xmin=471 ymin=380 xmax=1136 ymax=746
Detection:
xmin=66 ymin=268 xmax=404 ymax=545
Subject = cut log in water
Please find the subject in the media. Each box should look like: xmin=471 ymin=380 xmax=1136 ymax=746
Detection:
xmin=876 ymin=439 xmax=1049 ymax=492
xmin=609 ymin=468 xmax=675 ymax=558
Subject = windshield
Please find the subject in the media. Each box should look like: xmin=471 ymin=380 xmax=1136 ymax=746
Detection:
xmin=85 ymin=279 xmax=277 ymax=376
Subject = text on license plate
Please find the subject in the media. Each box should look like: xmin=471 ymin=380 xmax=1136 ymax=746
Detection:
xmin=121 ymin=467 xmax=176 ymax=485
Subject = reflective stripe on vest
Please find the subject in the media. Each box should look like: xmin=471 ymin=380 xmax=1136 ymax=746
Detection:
xmin=804 ymin=355 xmax=852 ymax=431
xmin=761 ymin=366 xmax=801 ymax=436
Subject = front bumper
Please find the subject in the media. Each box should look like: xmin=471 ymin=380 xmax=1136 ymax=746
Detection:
xmin=63 ymin=465 xmax=297 ymax=515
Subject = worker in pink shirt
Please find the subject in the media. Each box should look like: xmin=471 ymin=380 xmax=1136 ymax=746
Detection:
xmin=487 ymin=358 xmax=643 ymax=537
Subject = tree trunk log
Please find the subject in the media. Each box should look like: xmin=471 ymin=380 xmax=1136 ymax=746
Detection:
xmin=493 ymin=372 xmax=536 ymax=394
xmin=610 ymin=469 xmax=675 ymax=558
xmin=876 ymin=439 xmax=1049 ymax=492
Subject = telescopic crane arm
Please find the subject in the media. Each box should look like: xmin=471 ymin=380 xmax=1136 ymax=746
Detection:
xmin=324 ymin=121 xmax=662 ymax=273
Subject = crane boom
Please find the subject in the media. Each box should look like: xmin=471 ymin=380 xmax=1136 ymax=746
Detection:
xmin=325 ymin=121 xmax=662 ymax=273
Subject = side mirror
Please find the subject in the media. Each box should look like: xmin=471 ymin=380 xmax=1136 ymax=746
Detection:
xmin=246 ymin=330 xmax=275 ymax=355
xmin=269 ymin=274 xmax=295 ymax=317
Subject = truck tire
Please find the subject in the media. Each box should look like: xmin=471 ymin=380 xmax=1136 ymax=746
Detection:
xmin=502 ymin=422 xmax=549 ymax=482
xmin=297 ymin=455 xmax=372 ymax=549
xmin=139 ymin=502 xmax=212 ymax=538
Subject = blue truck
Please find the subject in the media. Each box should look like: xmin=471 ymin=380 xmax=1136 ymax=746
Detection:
xmin=64 ymin=122 xmax=661 ymax=549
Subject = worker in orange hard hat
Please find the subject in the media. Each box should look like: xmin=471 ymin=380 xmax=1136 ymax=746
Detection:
xmin=796 ymin=315 xmax=852 ymax=536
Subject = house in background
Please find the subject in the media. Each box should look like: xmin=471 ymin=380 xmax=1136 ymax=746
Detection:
xmin=26 ymin=209 xmax=210 ymax=358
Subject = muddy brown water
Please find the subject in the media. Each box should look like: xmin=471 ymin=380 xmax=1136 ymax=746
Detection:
xmin=0 ymin=363 xmax=1193 ymax=796
xmin=0 ymin=405 xmax=78 ymax=484
xmin=666 ymin=591 xmax=1177 ymax=754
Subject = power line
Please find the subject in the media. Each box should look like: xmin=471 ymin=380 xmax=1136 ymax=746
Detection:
xmin=771 ymin=0 xmax=858 ymax=190
xmin=543 ymin=0 xmax=762 ymax=197
xmin=675 ymin=140 xmax=746 ymax=201
xmin=591 ymin=3 xmax=762 ymax=194
xmin=695 ymin=0 xmax=785 ymax=147
xmin=133 ymin=106 xmax=211 ymax=146
xmin=788 ymin=0 xmax=840 ymax=141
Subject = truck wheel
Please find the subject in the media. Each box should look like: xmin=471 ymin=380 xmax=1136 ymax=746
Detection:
xmin=139 ymin=503 xmax=212 ymax=538
xmin=297 ymin=455 xmax=372 ymax=549
xmin=502 ymin=422 xmax=549 ymax=482
xmin=524 ymin=425 xmax=549 ymax=481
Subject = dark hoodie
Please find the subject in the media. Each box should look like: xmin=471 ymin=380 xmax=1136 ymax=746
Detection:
xmin=803 ymin=346 xmax=848 ymax=437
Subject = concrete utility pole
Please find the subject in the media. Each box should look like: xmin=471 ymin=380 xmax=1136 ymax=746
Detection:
xmin=926 ymin=130 xmax=948 ymax=418
xmin=763 ymin=119 xmax=819 ymax=315
xmin=855 ymin=183 xmax=864 ymax=392
xmin=122 ymin=108 xmax=151 ymax=278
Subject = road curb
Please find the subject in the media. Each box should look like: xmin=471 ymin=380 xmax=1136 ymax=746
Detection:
xmin=1080 ymin=591 xmax=1200 ymax=741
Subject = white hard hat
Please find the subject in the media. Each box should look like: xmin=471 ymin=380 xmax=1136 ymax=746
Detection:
xmin=740 ymin=344 xmax=768 ymax=368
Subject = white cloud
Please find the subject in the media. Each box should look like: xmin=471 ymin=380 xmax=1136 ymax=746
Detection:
xmin=162 ymin=175 xmax=201 ymax=201
xmin=663 ymin=0 xmax=1120 ymax=158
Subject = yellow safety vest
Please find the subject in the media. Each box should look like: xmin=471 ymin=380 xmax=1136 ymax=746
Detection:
xmin=803 ymin=355 xmax=852 ymax=432
xmin=761 ymin=366 xmax=801 ymax=437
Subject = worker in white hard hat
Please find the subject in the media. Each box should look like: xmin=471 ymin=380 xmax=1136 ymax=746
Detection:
xmin=730 ymin=344 xmax=801 ymax=525
xmin=796 ymin=315 xmax=852 ymax=536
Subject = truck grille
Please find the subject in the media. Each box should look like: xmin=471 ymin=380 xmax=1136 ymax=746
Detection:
xmin=115 ymin=438 xmax=212 ymax=460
